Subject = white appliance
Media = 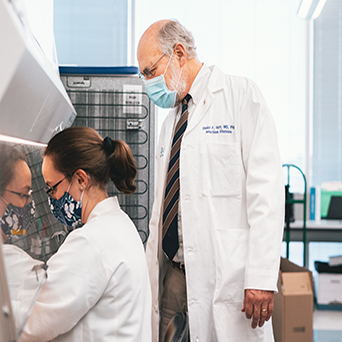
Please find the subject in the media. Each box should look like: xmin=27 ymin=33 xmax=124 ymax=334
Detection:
xmin=1 ymin=1 xmax=76 ymax=340
xmin=0 ymin=0 xmax=76 ymax=144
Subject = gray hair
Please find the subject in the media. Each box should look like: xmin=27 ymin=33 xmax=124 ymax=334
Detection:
xmin=157 ymin=20 xmax=197 ymax=59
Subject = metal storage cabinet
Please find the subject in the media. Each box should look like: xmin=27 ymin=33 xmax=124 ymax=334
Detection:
xmin=59 ymin=66 xmax=155 ymax=245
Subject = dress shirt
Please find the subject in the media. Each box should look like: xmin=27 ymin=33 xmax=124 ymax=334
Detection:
xmin=172 ymin=64 xmax=211 ymax=263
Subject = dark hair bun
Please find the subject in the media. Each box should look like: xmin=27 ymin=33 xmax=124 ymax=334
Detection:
xmin=103 ymin=137 xmax=115 ymax=156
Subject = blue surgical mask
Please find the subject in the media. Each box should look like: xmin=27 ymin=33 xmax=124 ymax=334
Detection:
xmin=48 ymin=181 xmax=83 ymax=229
xmin=144 ymin=55 xmax=182 ymax=109
xmin=0 ymin=199 xmax=35 ymax=237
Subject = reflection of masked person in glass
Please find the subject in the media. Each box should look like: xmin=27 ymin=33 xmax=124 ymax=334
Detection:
xmin=0 ymin=144 xmax=35 ymax=244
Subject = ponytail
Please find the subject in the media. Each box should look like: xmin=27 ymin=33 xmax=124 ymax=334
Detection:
xmin=108 ymin=140 xmax=137 ymax=195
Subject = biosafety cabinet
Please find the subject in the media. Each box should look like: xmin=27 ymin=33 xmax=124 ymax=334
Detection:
xmin=0 ymin=65 xmax=156 ymax=341
xmin=59 ymin=66 xmax=155 ymax=246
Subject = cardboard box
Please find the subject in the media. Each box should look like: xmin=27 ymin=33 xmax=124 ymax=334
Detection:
xmin=273 ymin=258 xmax=313 ymax=342
xmin=316 ymin=273 xmax=342 ymax=310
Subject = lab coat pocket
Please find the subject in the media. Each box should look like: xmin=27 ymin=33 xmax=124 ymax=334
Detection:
xmin=199 ymin=142 xmax=241 ymax=197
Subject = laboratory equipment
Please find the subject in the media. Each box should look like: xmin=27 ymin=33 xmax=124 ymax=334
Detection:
xmin=59 ymin=67 xmax=155 ymax=245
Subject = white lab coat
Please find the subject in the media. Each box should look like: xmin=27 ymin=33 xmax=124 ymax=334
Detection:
xmin=20 ymin=197 xmax=151 ymax=342
xmin=146 ymin=66 xmax=285 ymax=342
xmin=3 ymin=244 xmax=45 ymax=336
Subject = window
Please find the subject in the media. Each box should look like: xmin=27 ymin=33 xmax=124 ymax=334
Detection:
xmin=53 ymin=0 xmax=129 ymax=66
xmin=312 ymin=0 xmax=342 ymax=185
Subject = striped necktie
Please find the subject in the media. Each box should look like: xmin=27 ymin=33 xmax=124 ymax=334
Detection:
xmin=162 ymin=94 xmax=192 ymax=260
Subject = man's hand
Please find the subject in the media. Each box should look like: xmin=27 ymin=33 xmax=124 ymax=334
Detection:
xmin=241 ymin=289 xmax=274 ymax=329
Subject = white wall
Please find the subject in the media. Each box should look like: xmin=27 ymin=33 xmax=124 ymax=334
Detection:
xmin=134 ymin=0 xmax=307 ymax=191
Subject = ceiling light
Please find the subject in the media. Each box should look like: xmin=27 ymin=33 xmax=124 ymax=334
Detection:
xmin=297 ymin=0 xmax=328 ymax=20
xmin=0 ymin=134 xmax=47 ymax=147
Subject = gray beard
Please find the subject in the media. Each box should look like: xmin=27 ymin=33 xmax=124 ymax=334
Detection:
xmin=169 ymin=59 xmax=187 ymax=107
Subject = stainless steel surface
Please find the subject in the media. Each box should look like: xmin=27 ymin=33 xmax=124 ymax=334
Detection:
xmin=0 ymin=0 xmax=76 ymax=144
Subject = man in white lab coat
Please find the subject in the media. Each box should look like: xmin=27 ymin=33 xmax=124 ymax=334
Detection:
xmin=137 ymin=19 xmax=285 ymax=342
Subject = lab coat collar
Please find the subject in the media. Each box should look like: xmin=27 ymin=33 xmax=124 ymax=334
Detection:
xmin=207 ymin=65 xmax=226 ymax=93
xmin=188 ymin=64 xmax=211 ymax=107
xmin=87 ymin=196 xmax=120 ymax=223
xmin=184 ymin=65 xmax=226 ymax=134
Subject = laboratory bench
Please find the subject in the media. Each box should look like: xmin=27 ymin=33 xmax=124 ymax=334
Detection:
xmin=282 ymin=219 xmax=342 ymax=269
xmin=284 ymin=219 xmax=342 ymax=242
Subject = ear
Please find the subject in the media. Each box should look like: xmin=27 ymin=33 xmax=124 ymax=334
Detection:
xmin=74 ymin=169 xmax=88 ymax=190
xmin=174 ymin=43 xmax=187 ymax=68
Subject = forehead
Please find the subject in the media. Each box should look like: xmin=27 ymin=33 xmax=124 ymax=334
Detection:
xmin=8 ymin=159 xmax=31 ymax=188
xmin=42 ymin=155 xmax=64 ymax=184
xmin=137 ymin=36 xmax=162 ymax=71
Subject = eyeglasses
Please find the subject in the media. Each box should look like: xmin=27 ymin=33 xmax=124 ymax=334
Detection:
xmin=44 ymin=176 xmax=67 ymax=198
xmin=139 ymin=53 xmax=166 ymax=80
xmin=4 ymin=189 xmax=33 ymax=205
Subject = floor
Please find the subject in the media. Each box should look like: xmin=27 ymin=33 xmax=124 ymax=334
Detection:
xmin=313 ymin=309 xmax=342 ymax=342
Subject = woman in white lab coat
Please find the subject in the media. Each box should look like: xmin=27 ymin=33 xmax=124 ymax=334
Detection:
xmin=19 ymin=127 xmax=151 ymax=342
